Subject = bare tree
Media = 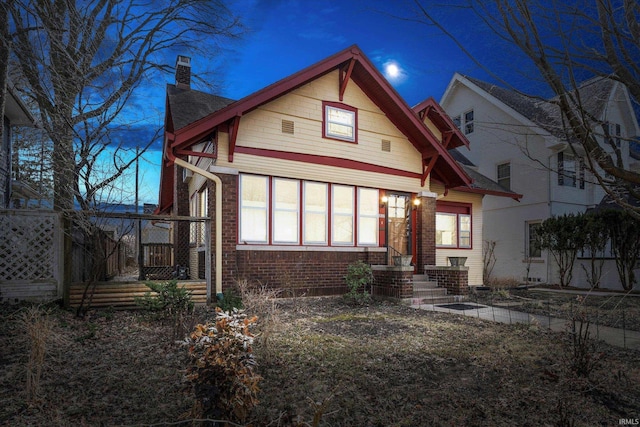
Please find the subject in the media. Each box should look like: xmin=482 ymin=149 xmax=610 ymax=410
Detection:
xmin=8 ymin=0 xmax=242 ymax=211
xmin=414 ymin=0 xmax=640 ymax=211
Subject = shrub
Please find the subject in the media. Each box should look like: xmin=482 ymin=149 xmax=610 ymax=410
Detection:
xmin=184 ymin=308 xmax=261 ymax=423
xmin=563 ymin=297 xmax=603 ymax=378
xmin=135 ymin=280 xmax=194 ymax=339
xmin=216 ymin=288 xmax=243 ymax=312
xmin=536 ymin=213 xmax=586 ymax=288
xmin=343 ymin=260 xmax=374 ymax=305
xmin=135 ymin=280 xmax=193 ymax=315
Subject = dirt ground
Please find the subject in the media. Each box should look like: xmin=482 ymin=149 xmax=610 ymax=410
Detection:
xmin=1 ymin=296 xmax=640 ymax=426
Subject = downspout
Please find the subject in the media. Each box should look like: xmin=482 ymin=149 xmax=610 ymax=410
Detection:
xmin=165 ymin=145 xmax=223 ymax=297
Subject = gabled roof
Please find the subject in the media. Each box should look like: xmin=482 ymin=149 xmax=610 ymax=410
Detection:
xmin=160 ymin=45 xmax=473 ymax=211
xmin=454 ymin=74 xmax=623 ymax=140
xmin=448 ymin=149 xmax=522 ymax=200
xmin=413 ymin=97 xmax=469 ymax=150
xmin=165 ymin=84 xmax=235 ymax=132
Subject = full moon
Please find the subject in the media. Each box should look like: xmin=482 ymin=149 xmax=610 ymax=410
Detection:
xmin=385 ymin=63 xmax=400 ymax=78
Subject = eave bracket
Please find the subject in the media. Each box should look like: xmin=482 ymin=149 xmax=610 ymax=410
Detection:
xmin=228 ymin=115 xmax=241 ymax=162
xmin=339 ymin=59 xmax=356 ymax=101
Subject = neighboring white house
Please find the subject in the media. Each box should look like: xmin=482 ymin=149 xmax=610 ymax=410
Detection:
xmin=440 ymin=73 xmax=640 ymax=290
xmin=2 ymin=79 xmax=36 ymax=208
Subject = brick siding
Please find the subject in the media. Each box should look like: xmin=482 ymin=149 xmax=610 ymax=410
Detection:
xmin=174 ymin=163 xmax=190 ymax=268
xmin=424 ymin=266 xmax=469 ymax=295
xmin=417 ymin=195 xmax=436 ymax=267
xmin=235 ymin=249 xmax=386 ymax=296
xmin=371 ymin=267 xmax=414 ymax=299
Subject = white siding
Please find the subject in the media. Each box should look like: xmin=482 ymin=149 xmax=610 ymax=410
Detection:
xmin=441 ymin=76 xmax=638 ymax=289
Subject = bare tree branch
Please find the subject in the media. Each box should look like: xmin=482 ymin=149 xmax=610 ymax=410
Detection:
xmin=8 ymin=0 xmax=243 ymax=210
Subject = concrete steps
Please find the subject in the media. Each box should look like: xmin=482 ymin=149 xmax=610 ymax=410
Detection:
xmin=410 ymin=274 xmax=461 ymax=305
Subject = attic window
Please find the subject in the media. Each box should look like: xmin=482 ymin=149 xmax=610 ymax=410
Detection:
xmin=381 ymin=140 xmax=391 ymax=152
xmin=464 ymin=110 xmax=474 ymax=134
xmin=282 ymin=119 xmax=294 ymax=134
xmin=497 ymin=162 xmax=511 ymax=190
xmin=323 ymin=101 xmax=357 ymax=143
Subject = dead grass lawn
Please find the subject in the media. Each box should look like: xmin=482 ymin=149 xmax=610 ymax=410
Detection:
xmin=1 ymin=297 xmax=639 ymax=426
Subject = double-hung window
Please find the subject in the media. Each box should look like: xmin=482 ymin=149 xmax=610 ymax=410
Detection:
xmin=435 ymin=202 xmax=472 ymax=249
xmin=332 ymin=185 xmax=354 ymax=245
xmin=464 ymin=110 xmax=474 ymax=134
xmin=497 ymin=162 xmax=511 ymax=190
xmin=605 ymin=122 xmax=622 ymax=148
xmin=526 ymin=221 xmax=542 ymax=259
xmin=358 ymin=188 xmax=379 ymax=245
xmin=323 ymin=101 xmax=357 ymax=142
xmin=303 ymin=181 xmax=328 ymax=244
xmin=239 ymin=174 xmax=378 ymax=247
xmin=558 ymin=151 xmax=585 ymax=189
xmin=273 ymin=178 xmax=299 ymax=243
xmin=239 ymin=175 xmax=269 ymax=243
xmin=451 ymin=110 xmax=474 ymax=134
xmin=189 ymin=186 xmax=208 ymax=246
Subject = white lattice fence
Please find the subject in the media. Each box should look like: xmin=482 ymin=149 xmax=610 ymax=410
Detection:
xmin=0 ymin=209 xmax=63 ymax=301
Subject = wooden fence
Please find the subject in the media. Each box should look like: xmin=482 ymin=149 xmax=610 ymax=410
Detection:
xmin=69 ymin=281 xmax=207 ymax=309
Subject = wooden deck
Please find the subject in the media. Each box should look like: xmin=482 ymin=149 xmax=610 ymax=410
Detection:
xmin=69 ymin=281 xmax=208 ymax=309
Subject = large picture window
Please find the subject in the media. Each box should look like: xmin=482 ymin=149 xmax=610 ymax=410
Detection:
xmin=239 ymin=174 xmax=378 ymax=247
xmin=323 ymin=101 xmax=357 ymax=142
xmin=436 ymin=202 xmax=472 ymax=249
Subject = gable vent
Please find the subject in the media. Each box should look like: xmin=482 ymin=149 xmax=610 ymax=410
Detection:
xmin=381 ymin=139 xmax=391 ymax=152
xmin=282 ymin=119 xmax=294 ymax=134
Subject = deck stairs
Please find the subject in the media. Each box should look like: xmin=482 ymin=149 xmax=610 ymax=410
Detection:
xmin=411 ymin=274 xmax=461 ymax=305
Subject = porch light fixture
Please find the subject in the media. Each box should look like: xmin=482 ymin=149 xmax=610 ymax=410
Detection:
xmin=381 ymin=196 xmax=388 ymax=203
xmin=413 ymin=198 xmax=421 ymax=207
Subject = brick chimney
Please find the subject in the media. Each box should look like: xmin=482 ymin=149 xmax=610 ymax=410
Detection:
xmin=175 ymin=55 xmax=191 ymax=89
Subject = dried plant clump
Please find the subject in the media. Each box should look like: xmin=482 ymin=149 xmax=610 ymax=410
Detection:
xmin=20 ymin=306 xmax=55 ymax=402
xmin=184 ymin=307 xmax=261 ymax=423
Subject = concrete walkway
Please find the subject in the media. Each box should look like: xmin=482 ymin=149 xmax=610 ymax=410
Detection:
xmin=411 ymin=301 xmax=640 ymax=350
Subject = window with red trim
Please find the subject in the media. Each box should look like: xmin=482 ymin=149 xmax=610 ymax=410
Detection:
xmin=323 ymin=101 xmax=357 ymax=143
xmin=436 ymin=202 xmax=472 ymax=249
xmin=238 ymin=174 xmax=378 ymax=247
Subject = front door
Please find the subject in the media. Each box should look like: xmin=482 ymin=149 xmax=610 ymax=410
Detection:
xmin=387 ymin=194 xmax=412 ymax=265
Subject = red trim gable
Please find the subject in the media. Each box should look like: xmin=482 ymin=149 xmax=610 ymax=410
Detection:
xmin=170 ymin=45 xmax=469 ymax=186
xmin=413 ymin=97 xmax=469 ymax=150
xmin=159 ymin=45 xmax=473 ymax=211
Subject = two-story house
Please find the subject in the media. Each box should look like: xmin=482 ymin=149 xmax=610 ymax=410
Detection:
xmin=440 ymin=73 xmax=640 ymax=289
